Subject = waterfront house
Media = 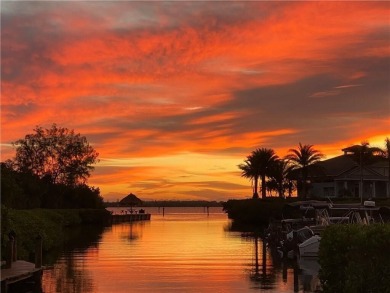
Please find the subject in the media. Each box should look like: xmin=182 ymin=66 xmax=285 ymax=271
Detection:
xmin=291 ymin=147 xmax=389 ymax=198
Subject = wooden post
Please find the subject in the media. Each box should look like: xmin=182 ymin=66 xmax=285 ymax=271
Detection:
xmin=293 ymin=261 xmax=299 ymax=292
xmin=5 ymin=237 xmax=14 ymax=269
xmin=293 ymin=230 xmax=298 ymax=258
xmin=35 ymin=235 xmax=42 ymax=269
xmin=262 ymin=237 xmax=266 ymax=276
xmin=9 ymin=231 xmax=17 ymax=262
xmin=282 ymin=261 xmax=288 ymax=282
xmin=254 ymin=236 xmax=259 ymax=275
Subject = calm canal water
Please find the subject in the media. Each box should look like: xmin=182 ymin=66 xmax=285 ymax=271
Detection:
xmin=41 ymin=207 xmax=321 ymax=293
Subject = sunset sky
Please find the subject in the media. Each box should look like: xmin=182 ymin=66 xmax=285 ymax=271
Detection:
xmin=1 ymin=1 xmax=389 ymax=202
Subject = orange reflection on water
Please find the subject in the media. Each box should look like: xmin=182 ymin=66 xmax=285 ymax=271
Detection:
xmin=42 ymin=210 xmax=320 ymax=293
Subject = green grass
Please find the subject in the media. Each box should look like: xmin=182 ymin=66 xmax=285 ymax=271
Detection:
xmin=1 ymin=207 xmax=110 ymax=260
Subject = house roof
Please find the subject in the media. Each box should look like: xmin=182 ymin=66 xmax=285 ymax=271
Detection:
xmin=289 ymin=154 xmax=388 ymax=181
xmin=316 ymin=155 xmax=358 ymax=177
xmin=119 ymin=193 xmax=143 ymax=206
xmin=335 ymin=165 xmax=387 ymax=181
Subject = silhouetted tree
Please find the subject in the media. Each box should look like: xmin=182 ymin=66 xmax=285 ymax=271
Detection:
xmin=1 ymin=163 xmax=46 ymax=208
xmin=346 ymin=141 xmax=384 ymax=166
xmin=239 ymin=148 xmax=279 ymax=199
xmin=9 ymin=124 xmax=99 ymax=186
xmin=267 ymin=159 xmax=294 ymax=198
xmin=346 ymin=141 xmax=384 ymax=202
xmin=285 ymin=143 xmax=324 ymax=199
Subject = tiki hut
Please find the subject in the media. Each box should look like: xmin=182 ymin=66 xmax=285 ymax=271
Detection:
xmin=119 ymin=193 xmax=143 ymax=207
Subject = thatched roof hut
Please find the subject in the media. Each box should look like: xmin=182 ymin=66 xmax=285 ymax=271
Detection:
xmin=119 ymin=193 xmax=143 ymax=207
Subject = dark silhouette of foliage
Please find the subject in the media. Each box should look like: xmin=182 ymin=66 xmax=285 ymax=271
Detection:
xmin=1 ymin=162 xmax=104 ymax=209
xmin=239 ymin=148 xmax=279 ymax=199
xmin=284 ymin=143 xmax=324 ymax=199
xmin=9 ymin=124 xmax=99 ymax=186
xmin=319 ymin=224 xmax=390 ymax=293
xmin=385 ymin=138 xmax=390 ymax=193
xmin=267 ymin=159 xmax=295 ymax=198
xmin=343 ymin=141 xmax=385 ymax=202
xmin=1 ymin=124 xmax=104 ymax=210
xmin=1 ymin=163 xmax=45 ymax=208
xmin=345 ymin=141 xmax=384 ymax=166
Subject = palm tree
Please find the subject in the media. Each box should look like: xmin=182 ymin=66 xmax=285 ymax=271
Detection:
xmin=346 ymin=141 xmax=384 ymax=165
xmin=267 ymin=159 xmax=294 ymax=198
xmin=239 ymin=157 xmax=260 ymax=199
xmin=285 ymin=143 xmax=324 ymax=199
xmin=346 ymin=141 xmax=384 ymax=202
xmin=239 ymin=148 xmax=279 ymax=199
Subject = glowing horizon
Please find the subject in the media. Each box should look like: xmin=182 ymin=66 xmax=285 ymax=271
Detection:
xmin=1 ymin=1 xmax=389 ymax=201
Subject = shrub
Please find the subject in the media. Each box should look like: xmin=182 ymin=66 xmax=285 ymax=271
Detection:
xmin=222 ymin=198 xmax=297 ymax=226
xmin=319 ymin=224 xmax=390 ymax=293
xmin=1 ymin=208 xmax=110 ymax=260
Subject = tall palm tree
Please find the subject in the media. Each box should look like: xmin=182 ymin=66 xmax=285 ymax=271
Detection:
xmin=285 ymin=143 xmax=324 ymax=199
xmin=347 ymin=141 xmax=384 ymax=166
xmin=347 ymin=141 xmax=384 ymax=202
xmin=239 ymin=157 xmax=260 ymax=199
xmin=239 ymin=148 xmax=279 ymax=199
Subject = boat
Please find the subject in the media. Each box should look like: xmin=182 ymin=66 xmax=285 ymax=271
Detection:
xmin=297 ymin=201 xmax=389 ymax=258
xmin=269 ymin=200 xmax=390 ymax=259
xmin=277 ymin=226 xmax=317 ymax=258
xmin=298 ymin=234 xmax=321 ymax=257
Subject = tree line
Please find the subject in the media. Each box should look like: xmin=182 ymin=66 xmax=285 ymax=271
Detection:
xmin=239 ymin=139 xmax=390 ymax=199
xmin=1 ymin=124 xmax=103 ymax=209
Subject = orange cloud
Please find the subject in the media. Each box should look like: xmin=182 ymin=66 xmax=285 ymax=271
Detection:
xmin=2 ymin=1 xmax=389 ymax=201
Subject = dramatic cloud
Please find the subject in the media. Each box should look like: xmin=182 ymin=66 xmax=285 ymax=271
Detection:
xmin=1 ymin=1 xmax=389 ymax=201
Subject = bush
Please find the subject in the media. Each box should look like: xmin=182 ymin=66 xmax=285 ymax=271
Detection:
xmin=222 ymin=198 xmax=297 ymax=226
xmin=1 ymin=208 xmax=110 ymax=260
xmin=319 ymin=224 xmax=390 ymax=293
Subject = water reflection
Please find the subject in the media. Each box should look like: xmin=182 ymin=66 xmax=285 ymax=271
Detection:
xmin=39 ymin=210 xmax=321 ymax=293
xmin=249 ymin=236 xmax=277 ymax=290
xmin=236 ymin=227 xmax=322 ymax=293
xmin=297 ymin=257 xmax=321 ymax=292
xmin=43 ymin=252 xmax=96 ymax=293
xmin=42 ymin=225 xmax=104 ymax=293
xmin=118 ymin=222 xmax=146 ymax=242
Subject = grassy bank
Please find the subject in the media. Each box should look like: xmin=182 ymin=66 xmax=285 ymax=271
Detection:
xmin=319 ymin=224 xmax=390 ymax=293
xmin=1 ymin=206 xmax=110 ymax=260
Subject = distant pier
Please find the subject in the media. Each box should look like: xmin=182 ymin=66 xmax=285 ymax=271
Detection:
xmin=110 ymin=213 xmax=151 ymax=223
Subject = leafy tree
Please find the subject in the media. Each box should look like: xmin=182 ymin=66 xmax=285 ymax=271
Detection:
xmin=10 ymin=124 xmax=99 ymax=186
xmin=285 ymin=143 xmax=324 ymax=199
xmin=239 ymin=148 xmax=279 ymax=199
xmin=1 ymin=163 xmax=45 ymax=208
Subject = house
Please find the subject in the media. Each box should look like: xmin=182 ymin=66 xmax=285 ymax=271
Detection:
xmin=294 ymin=147 xmax=389 ymax=198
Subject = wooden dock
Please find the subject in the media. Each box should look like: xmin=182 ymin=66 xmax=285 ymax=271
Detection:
xmin=1 ymin=260 xmax=42 ymax=293
xmin=110 ymin=213 xmax=151 ymax=223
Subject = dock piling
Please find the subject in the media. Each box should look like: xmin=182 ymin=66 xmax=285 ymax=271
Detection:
xmin=35 ymin=235 xmax=42 ymax=269
xmin=5 ymin=237 xmax=14 ymax=269
xmin=10 ymin=231 xmax=17 ymax=262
